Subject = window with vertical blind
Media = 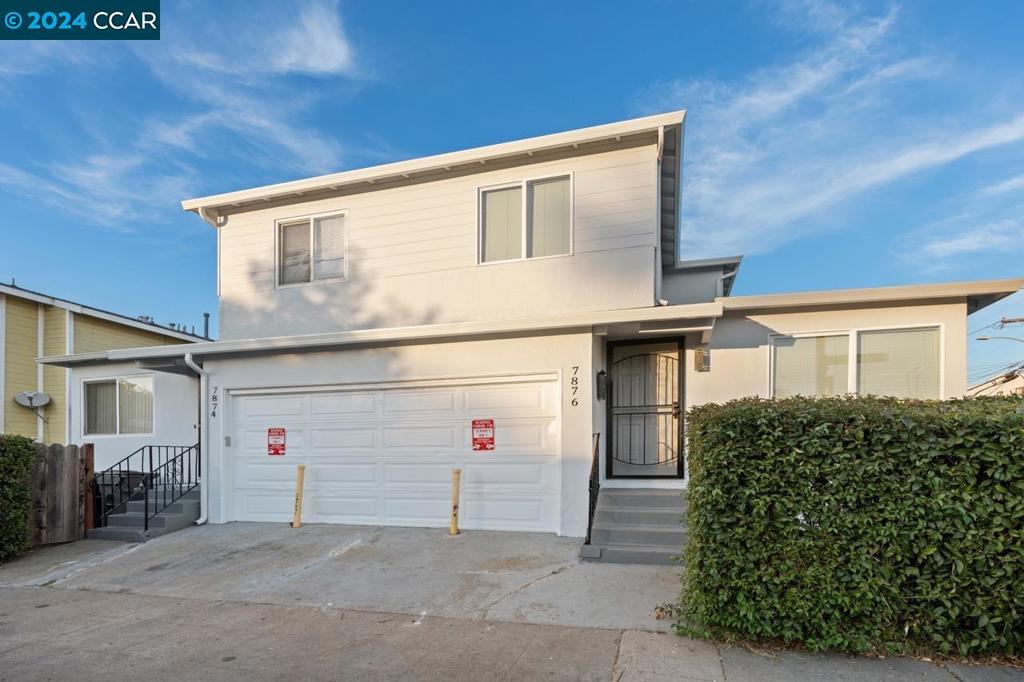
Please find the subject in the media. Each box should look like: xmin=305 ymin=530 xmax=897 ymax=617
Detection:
xmin=858 ymin=327 xmax=940 ymax=399
xmin=480 ymin=175 xmax=570 ymax=263
xmin=277 ymin=211 xmax=347 ymax=286
xmin=84 ymin=376 xmax=154 ymax=435
xmin=772 ymin=334 xmax=850 ymax=398
xmin=770 ymin=326 xmax=942 ymax=399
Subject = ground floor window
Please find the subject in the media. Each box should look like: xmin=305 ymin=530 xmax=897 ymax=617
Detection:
xmin=771 ymin=326 xmax=941 ymax=400
xmin=84 ymin=376 xmax=154 ymax=435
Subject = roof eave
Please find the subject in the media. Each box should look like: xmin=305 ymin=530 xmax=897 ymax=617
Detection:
xmin=181 ymin=110 xmax=686 ymax=218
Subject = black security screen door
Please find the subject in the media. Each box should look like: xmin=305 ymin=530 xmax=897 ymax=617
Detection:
xmin=609 ymin=344 xmax=683 ymax=478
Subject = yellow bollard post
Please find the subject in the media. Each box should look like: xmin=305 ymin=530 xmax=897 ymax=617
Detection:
xmin=291 ymin=464 xmax=306 ymax=528
xmin=449 ymin=468 xmax=461 ymax=536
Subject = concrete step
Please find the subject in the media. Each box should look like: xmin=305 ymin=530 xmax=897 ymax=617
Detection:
xmin=126 ymin=498 xmax=200 ymax=514
xmin=589 ymin=522 xmax=685 ymax=547
xmin=594 ymin=506 xmax=684 ymax=526
xmin=107 ymin=512 xmax=168 ymax=529
xmin=597 ymin=489 xmax=686 ymax=511
xmin=87 ymin=526 xmax=148 ymax=543
xmin=580 ymin=542 xmax=680 ymax=565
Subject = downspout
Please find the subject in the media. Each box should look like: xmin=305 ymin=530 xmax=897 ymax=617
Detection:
xmin=183 ymin=352 xmax=208 ymax=525
xmin=655 ymin=126 xmax=668 ymax=306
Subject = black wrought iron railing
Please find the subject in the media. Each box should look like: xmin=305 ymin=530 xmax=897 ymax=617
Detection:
xmin=585 ymin=433 xmax=600 ymax=545
xmin=144 ymin=444 xmax=200 ymax=533
xmin=92 ymin=444 xmax=200 ymax=531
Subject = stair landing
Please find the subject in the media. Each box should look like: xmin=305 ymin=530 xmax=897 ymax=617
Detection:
xmin=581 ymin=488 xmax=686 ymax=565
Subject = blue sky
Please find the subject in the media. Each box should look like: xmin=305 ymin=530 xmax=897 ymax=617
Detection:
xmin=0 ymin=0 xmax=1021 ymax=382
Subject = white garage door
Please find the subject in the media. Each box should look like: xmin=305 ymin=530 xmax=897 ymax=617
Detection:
xmin=228 ymin=374 xmax=561 ymax=532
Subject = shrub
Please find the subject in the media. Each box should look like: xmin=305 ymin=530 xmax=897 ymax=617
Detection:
xmin=0 ymin=435 xmax=35 ymax=562
xmin=678 ymin=395 xmax=1024 ymax=657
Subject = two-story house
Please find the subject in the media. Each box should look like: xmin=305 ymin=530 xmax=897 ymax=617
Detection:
xmin=44 ymin=111 xmax=1022 ymax=561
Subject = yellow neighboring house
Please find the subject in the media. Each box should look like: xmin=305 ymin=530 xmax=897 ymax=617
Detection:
xmin=0 ymin=283 xmax=205 ymax=443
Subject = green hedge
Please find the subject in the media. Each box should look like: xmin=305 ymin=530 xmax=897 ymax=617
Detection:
xmin=0 ymin=435 xmax=35 ymax=563
xmin=678 ymin=396 xmax=1024 ymax=657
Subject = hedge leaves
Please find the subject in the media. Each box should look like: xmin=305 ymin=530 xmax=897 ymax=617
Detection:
xmin=0 ymin=434 xmax=35 ymax=563
xmin=678 ymin=396 xmax=1024 ymax=656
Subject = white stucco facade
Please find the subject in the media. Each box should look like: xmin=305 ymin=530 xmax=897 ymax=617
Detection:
xmin=69 ymin=362 xmax=199 ymax=471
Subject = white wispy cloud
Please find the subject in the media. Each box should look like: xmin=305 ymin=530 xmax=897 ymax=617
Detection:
xmin=0 ymin=0 xmax=360 ymax=229
xmin=638 ymin=1 xmax=1024 ymax=262
xmin=980 ymin=173 xmax=1024 ymax=196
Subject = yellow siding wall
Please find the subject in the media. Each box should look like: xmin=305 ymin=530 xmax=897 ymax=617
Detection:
xmin=74 ymin=316 xmax=185 ymax=354
xmin=41 ymin=306 xmax=66 ymax=443
xmin=4 ymin=298 xmax=39 ymax=438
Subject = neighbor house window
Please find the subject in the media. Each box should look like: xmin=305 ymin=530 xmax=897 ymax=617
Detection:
xmin=278 ymin=212 xmax=347 ymax=285
xmin=772 ymin=334 xmax=850 ymax=398
xmin=84 ymin=376 xmax=154 ymax=435
xmin=858 ymin=327 xmax=940 ymax=399
xmin=480 ymin=175 xmax=570 ymax=263
xmin=771 ymin=326 xmax=941 ymax=399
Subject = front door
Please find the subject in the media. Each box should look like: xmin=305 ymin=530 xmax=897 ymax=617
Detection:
xmin=608 ymin=342 xmax=683 ymax=478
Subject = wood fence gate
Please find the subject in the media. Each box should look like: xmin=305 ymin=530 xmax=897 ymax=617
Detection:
xmin=29 ymin=443 xmax=94 ymax=547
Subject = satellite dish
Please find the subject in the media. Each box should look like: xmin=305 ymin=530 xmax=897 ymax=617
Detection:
xmin=14 ymin=391 xmax=50 ymax=408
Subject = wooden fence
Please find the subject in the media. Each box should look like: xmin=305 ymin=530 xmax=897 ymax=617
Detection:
xmin=29 ymin=443 xmax=94 ymax=547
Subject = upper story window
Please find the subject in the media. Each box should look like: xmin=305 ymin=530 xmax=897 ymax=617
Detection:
xmin=770 ymin=326 xmax=941 ymax=400
xmin=84 ymin=376 xmax=154 ymax=436
xmin=277 ymin=211 xmax=347 ymax=286
xmin=479 ymin=175 xmax=571 ymax=264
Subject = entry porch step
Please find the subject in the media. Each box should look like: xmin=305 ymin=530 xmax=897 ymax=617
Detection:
xmin=87 ymin=486 xmax=201 ymax=543
xmin=582 ymin=488 xmax=687 ymax=565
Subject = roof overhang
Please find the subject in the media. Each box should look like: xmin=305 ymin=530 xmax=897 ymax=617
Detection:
xmin=182 ymin=111 xmax=686 ymax=221
xmin=40 ymin=300 xmax=722 ymax=368
xmin=0 ymin=283 xmax=205 ymax=342
xmin=719 ymin=278 xmax=1024 ymax=314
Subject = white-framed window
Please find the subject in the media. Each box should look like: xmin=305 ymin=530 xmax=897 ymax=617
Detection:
xmin=479 ymin=174 xmax=571 ymax=264
xmin=276 ymin=211 xmax=348 ymax=286
xmin=84 ymin=376 xmax=154 ymax=436
xmin=770 ymin=326 xmax=942 ymax=400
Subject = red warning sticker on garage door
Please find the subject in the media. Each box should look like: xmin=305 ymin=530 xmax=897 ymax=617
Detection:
xmin=472 ymin=419 xmax=495 ymax=451
xmin=268 ymin=427 xmax=286 ymax=456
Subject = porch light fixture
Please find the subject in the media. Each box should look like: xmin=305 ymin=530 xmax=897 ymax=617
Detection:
xmin=596 ymin=370 xmax=608 ymax=400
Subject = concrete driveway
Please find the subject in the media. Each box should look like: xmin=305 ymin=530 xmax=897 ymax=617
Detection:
xmin=1 ymin=523 xmax=1021 ymax=681
xmin=0 ymin=523 xmax=678 ymax=630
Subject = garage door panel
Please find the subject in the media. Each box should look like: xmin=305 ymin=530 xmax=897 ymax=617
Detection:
xmin=311 ymin=393 xmax=377 ymax=417
xmin=462 ymin=462 xmax=545 ymax=487
xmin=311 ymin=496 xmax=379 ymax=518
xmin=383 ymin=462 xmax=453 ymax=485
xmin=244 ymin=395 xmax=306 ymax=418
xmin=464 ymin=383 xmax=556 ymax=414
xmin=384 ymin=426 xmax=455 ymax=448
xmin=313 ymin=463 xmax=378 ymax=484
xmin=240 ymin=427 xmax=308 ymax=451
xmin=462 ymin=497 xmax=552 ymax=530
xmin=230 ymin=375 xmax=561 ymax=532
xmin=384 ymin=389 xmax=457 ymax=414
xmin=311 ymin=428 xmax=378 ymax=449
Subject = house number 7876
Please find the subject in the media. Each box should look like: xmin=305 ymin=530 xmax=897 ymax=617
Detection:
xmin=570 ymin=366 xmax=580 ymax=407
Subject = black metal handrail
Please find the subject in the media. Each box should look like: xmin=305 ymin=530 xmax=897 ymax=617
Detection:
xmin=585 ymin=433 xmax=600 ymax=545
xmin=91 ymin=444 xmax=199 ymax=529
xmin=144 ymin=444 xmax=200 ymax=533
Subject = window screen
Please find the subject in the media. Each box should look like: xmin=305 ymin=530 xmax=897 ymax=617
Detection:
xmin=858 ymin=328 xmax=940 ymax=399
xmin=481 ymin=186 xmax=522 ymax=262
xmin=314 ymin=214 xmax=346 ymax=280
xmin=527 ymin=176 xmax=570 ymax=258
xmin=279 ymin=221 xmax=311 ymax=285
xmin=773 ymin=335 xmax=850 ymax=398
xmin=85 ymin=381 xmax=117 ymax=435
xmin=118 ymin=377 xmax=154 ymax=434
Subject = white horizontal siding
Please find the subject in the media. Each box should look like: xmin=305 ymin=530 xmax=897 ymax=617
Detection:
xmin=218 ymin=145 xmax=658 ymax=339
